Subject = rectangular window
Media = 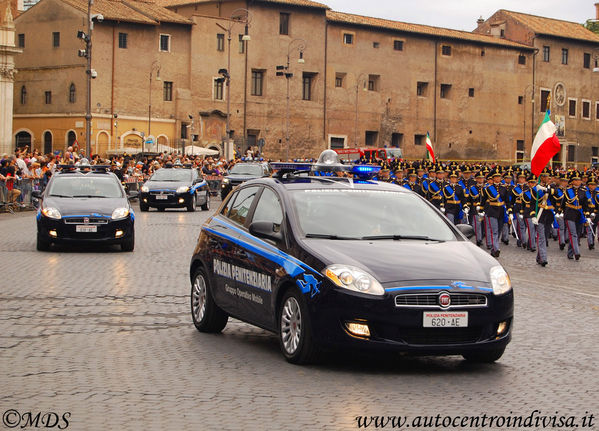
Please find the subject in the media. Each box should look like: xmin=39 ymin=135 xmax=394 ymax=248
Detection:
xmin=592 ymin=146 xmax=598 ymax=160
xmin=441 ymin=45 xmax=451 ymax=56
xmin=440 ymin=83 xmax=452 ymax=99
xmin=414 ymin=134 xmax=425 ymax=146
xmin=481 ymin=49 xmax=485 ymax=57
xmin=393 ymin=40 xmax=404 ymax=51
xmin=160 ymin=34 xmax=170 ymax=52
xmin=216 ymin=33 xmax=225 ymax=52
xmin=343 ymin=33 xmax=353 ymax=45
xmin=516 ymin=140 xmax=524 ymax=162
xmin=582 ymin=100 xmax=590 ymax=119
xmin=280 ymin=13 xmax=290 ymax=35
xmin=163 ymin=81 xmax=173 ymax=101
xmin=251 ymin=70 xmax=264 ymax=96
xmin=500 ymin=29 xmax=505 ymax=38
xmin=302 ymin=73 xmax=314 ymax=101
xmin=52 ymin=32 xmax=60 ymax=48
xmin=568 ymin=99 xmax=577 ymax=117
xmin=584 ymin=53 xmax=591 ymax=69
xmin=542 ymin=46 xmax=550 ymax=62
xmin=562 ymin=48 xmax=568 ymax=65
xmin=368 ymin=74 xmax=379 ymax=92
xmin=335 ymin=73 xmax=344 ymax=88
xmin=391 ymin=133 xmax=403 ymax=148
xmin=118 ymin=32 xmax=128 ymax=49
xmin=417 ymin=81 xmax=428 ymax=97
xmin=373 ymin=42 xmax=380 ymax=48
xmin=540 ymin=89 xmax=550 ymax=112
xmin=365 ymin=131 xmax=378 ymax=147
xmin=567 ymin=145 xmax=575 ymax=162
xmin=468 ymin=88 xmax=475 ymax=97
xmin=214 ymin=78 xmax=224 ymax=101
xmin=181 ymin=123 xmax=188 ymax=139
xmin=518 ymin=54 xmax=526 ymax=65
xmin=238 ymin=34 xmax=245 ymax=53
xmin=44 ymin=91 xmax=52 ymax=104
xmin=518 ymin=95 xmax=524 ymax=105
xmin=596 ymin=102 xmax=599 ymax=120
xmin=18 ymin=33 xmax=25 ymax=48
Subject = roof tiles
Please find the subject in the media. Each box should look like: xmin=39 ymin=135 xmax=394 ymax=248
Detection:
xmin=61 ymin=0 xmax=192 ymax=25
xmin=500 ymin=10 xmax=599 ymax=43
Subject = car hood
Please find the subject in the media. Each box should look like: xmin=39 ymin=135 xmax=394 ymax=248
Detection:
xmin=144 ymin=180 xmax=187 ymax=191
xmin=300 ymin=239 xmax=498 ymax=286
xmin=43 ymin=196 xmax=128 ymax=217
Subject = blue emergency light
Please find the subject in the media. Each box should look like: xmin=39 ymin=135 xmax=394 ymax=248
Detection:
xmin=352 ymin=164 xmax=381 ymax=179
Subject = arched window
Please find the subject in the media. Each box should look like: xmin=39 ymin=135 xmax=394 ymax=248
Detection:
xmin=68 ymin=83 xmax=76 ymax=103
xmin=20 ymin=86 xmax=27 ymax=105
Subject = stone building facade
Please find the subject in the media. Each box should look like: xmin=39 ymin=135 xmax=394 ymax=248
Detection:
xmin=11 ymin=0 xmax=599 ymax=165
xmin=0 ymin=0 xmax=21 ymax=155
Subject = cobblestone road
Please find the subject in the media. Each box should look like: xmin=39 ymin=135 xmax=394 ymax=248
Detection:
xmin=1 ymin=202 xmax=598 ymax=430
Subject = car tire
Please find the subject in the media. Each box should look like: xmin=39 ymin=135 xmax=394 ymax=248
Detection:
xmin=187 ymin=193 xmax=197 ymax=212
xmin=200 ymin=192 xmax=210 ymax=211
xmin=36 ymin=233 xmax=50 ymax=251
xmin=191 ymin=268 xmax=228 ymax=333
xmin=121 ymin=230 xmax=135 ymax=252
xmin=462 ymin=346 xmax=506 ymax=363
xmin=278 ymin=289 xmax=320 ymax=364
xmin=139 ymin=202 xmax=149 ymax=212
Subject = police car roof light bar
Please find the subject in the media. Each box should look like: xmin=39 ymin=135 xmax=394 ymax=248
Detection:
xmin=90 ymin=165 xmax=111 ymax=172
xmin=351 ymin=164 xmax=381 ymax=180
xmin=271 ymin=162 xmax=313 ymax=178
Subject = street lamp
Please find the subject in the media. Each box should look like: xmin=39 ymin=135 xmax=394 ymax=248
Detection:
xmin=354 ymin=73 xmax=368 ymax=148
xmin=276 ymin=38 xmax=306 ymax=161
xmin=147 ymin=60 xmax=161 ymax=154
xmin=216 ymin=9 xmax=251 ymax=153
xmin=77 ymin=0 xmax=103 ymax=158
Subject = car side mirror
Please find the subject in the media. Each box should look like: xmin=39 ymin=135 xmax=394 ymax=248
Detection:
xmin=31 ymin=190 xmax=42 ymax=199
xmin=456 ymin=223 xmax=475 ymax=239
xmin=249 ymin=221 xmax=283 ymax=243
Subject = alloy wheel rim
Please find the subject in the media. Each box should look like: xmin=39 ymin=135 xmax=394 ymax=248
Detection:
xmin=192 ymin=274 xmax=207 ymax=323
xmin=281 ymin=297 xmax=301 ymax=354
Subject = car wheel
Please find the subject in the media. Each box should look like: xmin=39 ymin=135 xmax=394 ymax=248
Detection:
xmin=278 ymin=289 xmax=320 ymax=364
xmin=200 ymin=192 xmax=210 ymax=211
xmin=36 ymin=233 xmax=50 ymax=251
xmin=462 ymin=346 xmax=506 ymax=363
xmin=120 ymin=229 xmax=135 ymax=252
xmin=139 ymin=202 xmax=149 ymax=212
xmin=187 ymin=193 xmax=197 ymax=212
xmin=191 ymin=268 xmax=228 ymax=333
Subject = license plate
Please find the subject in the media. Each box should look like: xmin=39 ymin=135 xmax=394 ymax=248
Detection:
xmin=155 ymin=195 xmax=168 ymax=200
xmin=76 ymin=225 xmax=97 ymax=233
xmin=423 ymin=311 xmax=468 ymax=328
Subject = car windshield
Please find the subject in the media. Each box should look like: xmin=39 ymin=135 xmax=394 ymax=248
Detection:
xmin=290 ymin=189 xmax=456 ymax=241
xmin=229 ymin=164 xmax=263 ymax=176
xmin=48 ymin=176 xmax=123 ymax=198
xmin=386 ymin=148 xmax=403 ymax=158
xmin=150 ymin=169 xmax=192 ymax=182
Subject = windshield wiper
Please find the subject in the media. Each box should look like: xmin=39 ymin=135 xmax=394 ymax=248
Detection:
xmin=361 ymin=235 xmax=443 ymax=241
xmin=305 ymin=233 xmax=359 ymax=240
xmin=72 ymin=195 xmax=105 ymax=198
xmin=49 ymin=194 xmax=71 ymax=198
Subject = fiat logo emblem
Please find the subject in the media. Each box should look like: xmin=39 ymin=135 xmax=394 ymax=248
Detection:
xmin=439 ymin=292 xmax=451 ymax=308
xmin=83 ymin=217 xmax=89 ymax=224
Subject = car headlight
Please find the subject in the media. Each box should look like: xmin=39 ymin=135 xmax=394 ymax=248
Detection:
xmin=41 ymin=207 xmax=61 ymax=220
xmin=324 ymin=264 xmax=385 ymax=296
xmin=111 ymin=207 xmax=130 ymax=220
xmin=490 ymin=265 xmax=512 ymax=295
xmin=177 ymin=186 xmax=190 ymax=193
xmin=222 ymin=178 xmax=230 ymax=184
xmin=141 ymin=185 xmax=149 ymax=193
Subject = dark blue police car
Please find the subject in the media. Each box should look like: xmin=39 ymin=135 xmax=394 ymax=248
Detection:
xmin=139 ymin=165 xmax=210 ymax=212
xmin=34 ymin=165 xmax=135 ymax=251
xmin=189 ymin=152 xmax=513 ymax=364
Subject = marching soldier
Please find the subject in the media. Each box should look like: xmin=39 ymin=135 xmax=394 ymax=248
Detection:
xmin=552 ymin=173 xmax=568 ymax=250
xmin=427 ymin=166 xmax=444 ymax=210
xmin=521 ymin=175 xmax=539 ymax=252
xmin=443 ymin=170 xmax=465 ymax=225
xmin=534 ymin=179 xmax=556 ymax=267
xmin=511 ymin=170 xmax=527 ymax=248
xmin=588 ymin=175 xmax=598 ymax=248
xmin=392 ymin=168 xmax=405 ymax=186
xmin=482 ymin=169 xmax=508 ymax=257
xmin=469 ymin=169 xmax=486 ymax=247
xmin=564 ymin=171 xmax=584 ymax=260
xmin=582 ymin=175 xmax=596 ymax=250
xmin=402 ymin=169 xmax=420 ymax=192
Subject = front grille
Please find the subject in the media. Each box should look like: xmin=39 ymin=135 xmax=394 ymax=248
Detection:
xmin=150 ymin=191 xmax=175 ymax=196
xmin=396 ymin=327 xmax=483 ymax=345
xmin=394 ymin=293 xmax=487 ymax=308
xmin=63 ymin=217 xmax=109 ymax=225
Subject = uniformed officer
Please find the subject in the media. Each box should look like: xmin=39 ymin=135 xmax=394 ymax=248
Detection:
xmin=469 ymin=169 xmax=486 ymax=247
xmin=582 ymin=174 xmax=596 ymax=250
xmin=427 ymin=166 xmax=444 ymax=210
xmin=511 ymin=170 xmax=527 ymax=248
xmin=534 ymin=179 xmax=556 ymax=267
xmin=482 ymin=169 xmax=508 ymax=257
xmin=443 ymin=170 xmax=465 ymax=225
xmin=564 ymin=171 xmax=584 ymax=260
xmin=402 ymin=169 xmax=420 ymax=192
xmin=552 ymin=173 xmax=568 ymax=250
xmin=521 ymin=175 xmax=538 ymax=252
xmin=588 ymin=175 xmax=598 ymax=248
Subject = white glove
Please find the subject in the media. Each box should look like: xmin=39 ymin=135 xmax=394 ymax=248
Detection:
xmin=537 ymin=185 xmax=547 ymax=192
xmin=440 ymin=207 xmax=446 ymax=213
xmin=464 ymin=207 xmax=470 ymax=215
xmin=476 ymin=206 xmax=481 ymax=212
xmin=592 ymin=213 xmax=596 ymax=218
xmin=532 ymin=216 xmax=538 ymax=225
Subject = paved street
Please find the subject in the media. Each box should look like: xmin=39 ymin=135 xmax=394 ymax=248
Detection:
xmin=1 ymin=202 xmax=598 ymax=430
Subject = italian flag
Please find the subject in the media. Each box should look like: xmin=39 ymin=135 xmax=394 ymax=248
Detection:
xmin=425 ymin=132 xmax=435 ymax=163
xmin=531 ymin=110 xmax=561 ymax=176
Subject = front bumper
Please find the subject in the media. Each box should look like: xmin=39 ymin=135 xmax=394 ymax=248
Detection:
xmin=308 ymin=286 xmax=513 ymax=355
xmin=38 ymin=216 xmax=134 ymax=244
xmin=140 ymin=191 xmax=193 ymax=208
